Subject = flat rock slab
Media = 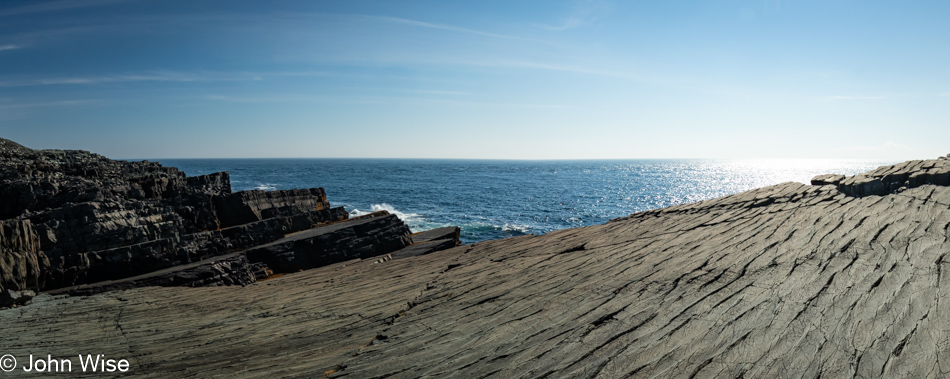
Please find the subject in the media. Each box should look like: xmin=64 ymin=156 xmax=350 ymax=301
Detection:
xmin=245 ymin=212 xmax=412 ymax=272
xmin=51 ymin=212 xmax=413 ymax=296
xmin=48 ymin=251 xmax=255 ymax=296
xmin=5 ymin=160 xmax=950 ymax=377
xmin=412 ymin=226 xmax=461 ymax=244
xmin=390 ymin=238 xmax=459 ymax=260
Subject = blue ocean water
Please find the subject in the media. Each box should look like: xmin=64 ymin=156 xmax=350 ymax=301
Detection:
xmin=154 ymin=159 xmax=893 ymax=244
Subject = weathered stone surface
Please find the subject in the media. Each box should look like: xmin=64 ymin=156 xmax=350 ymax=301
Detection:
xmin=53 ymin=211 xmax=405 ymax=296
xmin=377 ymin=226 xmax=463 ymax=260
xmin=0 ymin=139 xmax=356 ymax=291
xmin=0 ymin=288 xmax=35 ymax=307
xmin=390 ymin=238 xmax=458 ymax=260
xmin=0 ymin=139 xmax=193 ymax=219
xmin=53 ymin=252 xmax=257 ymax=297
xmin=411 ymin=226 xmax=461 ymax=244
xmin=186 ymin=171 xmax=232 ymax=196
xmin=32 ymin=205 xmax=351 ymax=290
xmin=0 ymin=219 xmax=47 ymax=291
xmin=834 ymin=155 xmax=950 ymax=197
xmin=214 ymin=188 xmax=330 ymax=228
xmin=810 ymin=173 xmax=845 ymax=186
xmin=5 ymin=156 xmax=950 ymax=377
xmin=213 ymin=207 xmax=350 ymax=253
xmin=245 ymin=212 xmax=412 ymax=273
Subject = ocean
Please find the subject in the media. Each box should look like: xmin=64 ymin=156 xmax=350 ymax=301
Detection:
xmin=153 ymin=159 xmax=893 ymax=244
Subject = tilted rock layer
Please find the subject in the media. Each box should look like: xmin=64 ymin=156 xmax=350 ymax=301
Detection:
xmin=0 ymin=138 xmax=425 ymax=295
xmin=4 ymin=151 xmax=950 ymax=378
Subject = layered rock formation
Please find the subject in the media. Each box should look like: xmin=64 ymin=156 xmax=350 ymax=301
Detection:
xmin=0 ymin=219 xmax=45 ymax=293
xmin=812 ymin=155 xmax=950 ymax=196
xmin=4 ymin=143 xmax=950 ymax=378
xmin=0 ymin=138 xmax=459 ymax=301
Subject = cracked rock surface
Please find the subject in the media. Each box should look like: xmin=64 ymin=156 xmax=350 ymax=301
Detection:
xmin=4 ymin=155 xmax=950 ymax=378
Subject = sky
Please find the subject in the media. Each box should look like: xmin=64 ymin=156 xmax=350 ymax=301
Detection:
xmin=0 ymin=0 xmax=948 ymax=160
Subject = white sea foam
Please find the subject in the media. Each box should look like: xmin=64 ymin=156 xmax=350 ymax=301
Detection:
xmin=254 ymin=183 xmax=277 ymax=191
xmin=502 ymin=223 xmax=531 ymax=233
xmin=350 ymin=203 xmax=428 ymax=231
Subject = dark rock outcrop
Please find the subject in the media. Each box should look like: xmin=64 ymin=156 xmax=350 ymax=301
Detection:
xmin=0 ymin=219 xmax=47 ymax=292
xmin=245 ymin=212 xmax=412 ymax=273
xmin=0 ymin=288 xmax=34 ymax=307
xmin=823 ymin=156 xmax=950 ymax=197
xmin=0 ymin=138 xmax=448 ymax=294
xmin=54 ymin=211 xmax=414 ymax=296
xmin=53 ymin=252 xmax=259 ymax=297
xmin=214 ymin=188 xmax=331 ymax=228
xmin=388 ymin=226 xmax=462 ymax=260
xmin=411 ymin=226 xmax=461 ymax=244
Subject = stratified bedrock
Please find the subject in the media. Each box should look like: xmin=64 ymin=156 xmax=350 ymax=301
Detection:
xmin=0 ymin=137 xmax=458 ymax=300
xmin=2 ymin=139 xmax=950 ymax=378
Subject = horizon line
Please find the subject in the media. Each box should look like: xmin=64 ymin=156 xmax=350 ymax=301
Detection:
xmin=125 ymin=157 xmax=897 ymax=162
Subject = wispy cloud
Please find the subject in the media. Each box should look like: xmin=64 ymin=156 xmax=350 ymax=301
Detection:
xmin=204 ymin=95 xmax=310 ymax=103
xmin=356 ymin=95 xmax=577 ymax=109
xmin=205 ymin=93 xmax=574 ymax=110
xmin=1 ymin=25 xmax=113 ymax=49
xmin=367 ymin=15 xmax=521 ymax=40
xmin=0 ymin=0 xmax=132 ymax=18
xmin=0 ymin=44 xmax=21 ymax=52
xmin=533 ymin=17 xmax=587 ymax=31
xmin=532 ymin=0 xmax=608 ymax=31
xmin=204 ymin=87 xmax=471 ymax=104
xmin=0 ymin=99 xmax=100 ymax=110
xmin=0 ymin=70 xmax=264 ymax=87
xmin=470 ymin=60 xmax=644 ymax=81
xmin=0 ymin=99 xmax=102 ymax=120
xmin=0 ymin=70 xmax=348 ymax=88
xmin=412 ymin=98 xmax=577 ymax=109
xmin=335 ymin=87 xmax=474 ymax=96
xmin=826 ymin=95 xmax=887 ymax=101
xmin=402 ymin=89 xmax=470 ymax=96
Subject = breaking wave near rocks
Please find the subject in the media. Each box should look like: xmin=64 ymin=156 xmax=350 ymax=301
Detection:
xmin=349 ymin=203 xmax=428 ymax=230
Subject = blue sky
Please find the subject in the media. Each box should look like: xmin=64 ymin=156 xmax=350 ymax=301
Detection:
xmin=1 ymin=0 xmax=948 ymax=159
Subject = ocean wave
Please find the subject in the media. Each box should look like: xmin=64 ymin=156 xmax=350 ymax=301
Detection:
xmin=455 ymin=221 xmax=532 ymax=242
xmin=460 ymin=222 xmax=499 ymax=232
xmin=459 ymin=221 xmax=533 ymax=234
xmin=254 ymin=183 xmax=277 ymax=191
xmin=349 ymin=203 xmax=431 ymax=231
xmin=501 ymin=223 xmax=531 ymax=233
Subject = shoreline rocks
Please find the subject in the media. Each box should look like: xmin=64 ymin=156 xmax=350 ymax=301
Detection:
xmin=0 ymin=138 xmax=459 ymax=298
xmin=0 ymin=219 xmax=47 ymax=293
xmin=817 ymin=157 xmax=950 ymax=197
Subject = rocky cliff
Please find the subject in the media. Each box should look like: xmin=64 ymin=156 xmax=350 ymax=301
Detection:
xmin=0 ymin=138 xmax=460 ymax=303
xmin=3 ymin=141 xmax=949 ymax=378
